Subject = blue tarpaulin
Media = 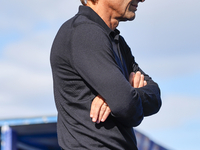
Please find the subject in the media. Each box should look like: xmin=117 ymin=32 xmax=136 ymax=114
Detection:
xmin=0 ymin=116 xmax=168 ymax=150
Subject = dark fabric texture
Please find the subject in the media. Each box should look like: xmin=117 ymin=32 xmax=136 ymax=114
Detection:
xmin=50 ymin=5 xmax=161 ymax=150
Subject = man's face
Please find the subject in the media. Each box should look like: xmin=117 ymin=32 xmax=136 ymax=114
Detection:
xmin=107 ymin=0 xmax=141 ymax=21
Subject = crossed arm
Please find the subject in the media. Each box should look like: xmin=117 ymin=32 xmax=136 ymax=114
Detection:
xmin=90 ymin=71 xmax=147 ymax=124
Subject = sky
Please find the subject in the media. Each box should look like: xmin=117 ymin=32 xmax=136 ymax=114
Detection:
xmin=0 ymin=0 xmax=200 ymax=149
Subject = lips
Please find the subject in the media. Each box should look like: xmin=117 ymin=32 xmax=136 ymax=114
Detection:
xmin=131 ymin=4 xmax=138 ymax=8
xmin=130 ymin=3 xmax=138 ymax=10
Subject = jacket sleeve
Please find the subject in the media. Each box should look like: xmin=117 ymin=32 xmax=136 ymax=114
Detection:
xmin=119 ymin=36 xmax=162 ymax=117
xmin=71 ymin=24 xmax=144 ymax=127
xmin=133 ymin=64 xmax=162 ymax=116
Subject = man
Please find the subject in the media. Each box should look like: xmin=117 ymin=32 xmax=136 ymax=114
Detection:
xmin=50 ymin=0 xmax=161 ymax=149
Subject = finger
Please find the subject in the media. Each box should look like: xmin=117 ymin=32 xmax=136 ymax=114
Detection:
xmin=101 ymin=106 xmax=111 ymax=122
xmin=129 ymin=72 xmax=135 ymax=86
xmin=144 ymin=80 xmax=147 ymax=86
xmin=139 ymin=74 xmax=145 ymax=88
xmin=90 ymin=96 xmax=104 ymax=123
xmin=90 ymin=97 xmax=102 ymax=122
xmin=133 ymin=71 xmax=141 ymax=88
xmin=97 ymin=103 xmax=108 ymax=123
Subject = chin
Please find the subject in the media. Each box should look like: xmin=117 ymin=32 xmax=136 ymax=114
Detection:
xmin=129 ymin=15 xmax=136 ymax=21
xmin=120 ymin=13 xmax=136 ymax=22
xmin=126 ymin=13 xmax=136 ymax=21
xmin=126 ymin=15 xmax=136 ymax=21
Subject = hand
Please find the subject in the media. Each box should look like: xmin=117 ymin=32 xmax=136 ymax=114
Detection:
xmin=90 ymin=95 xmax=111 ymax=124
xmin=129 ymin=71 xmax=147 ymax=88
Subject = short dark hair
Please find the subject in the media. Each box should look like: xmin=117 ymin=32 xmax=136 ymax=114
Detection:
xmin=80 ymin=0 xmax=98 ymax=6
xmin=80 ymin=0 xmax=86 ymax=5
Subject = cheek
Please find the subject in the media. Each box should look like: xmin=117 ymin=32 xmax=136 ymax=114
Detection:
xmin=121 ymin=4 xmax=131 ymax=15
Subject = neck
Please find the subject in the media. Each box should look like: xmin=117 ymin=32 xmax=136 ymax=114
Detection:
xmin=86 ymin=1 xmax=119 ymax=30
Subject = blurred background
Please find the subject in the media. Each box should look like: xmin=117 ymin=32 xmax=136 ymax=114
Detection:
xmin=0 ymin=0 xmax=200 ymax=149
